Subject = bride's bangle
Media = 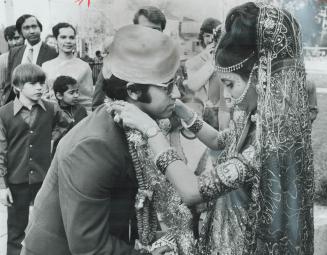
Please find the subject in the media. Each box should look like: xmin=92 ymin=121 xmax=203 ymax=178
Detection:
xmin=188 ymin=114 xmax=204 ymax=134
xmin=181 ymin=112 xmax=203 ymax=134
xmin=155 ymin=147 xmax=182 ymax=175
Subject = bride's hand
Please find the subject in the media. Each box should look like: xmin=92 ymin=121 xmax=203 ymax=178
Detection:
xmin=174 ymin=99 xmax=195 ymax=125
xmin=110 ymin=101 xmax=158 ymax=133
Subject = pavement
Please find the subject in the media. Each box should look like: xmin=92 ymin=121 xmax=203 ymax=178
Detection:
xmin=1 ymin=204 xmax=327 ymax=254
xmin=0 ymin=206 xmax=6 ymax=255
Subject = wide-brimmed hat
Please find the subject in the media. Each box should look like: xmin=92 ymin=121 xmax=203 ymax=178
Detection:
xmin=102 ymin=25 xmax=180 ymax=85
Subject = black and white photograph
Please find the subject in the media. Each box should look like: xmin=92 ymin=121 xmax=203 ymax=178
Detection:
xmin=0 ymin=0 xmax=326 ymax=254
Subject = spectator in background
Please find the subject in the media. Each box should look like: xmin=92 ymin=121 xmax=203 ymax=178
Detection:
xmin=2 ymin=14 xmax=58 ymax=106
xmin=42 ymin=22 xmax=93 ymax=112
xmin=80 ymin=50 xmax=93 ymax=62
xmin=52 ymin=75 xmax=87 ymax=154
xmin=0 ymin=63 xmax=69 ymax=255
xmin=91 ymin=50 xmax=103 ymax=84
xmin=0 ymin=25 xmax=24 ymax=98
xmin=133 ymin=5 xmax=166 ymax=31
xmin=93 ymin=50 xmax=103 ymax=63
xmin=92 ymin=5 xmax=167 ymax=110
xmin=44 ymin=34 xmax=58 ymax=53
xmin=2 ymin=25 xmax=24 ymax=49
xmin=185 ymin=18 xmax=231 ymax=131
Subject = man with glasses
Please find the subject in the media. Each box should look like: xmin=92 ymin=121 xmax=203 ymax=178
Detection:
xmin=21 ymin=24 xmax=180 ymax=255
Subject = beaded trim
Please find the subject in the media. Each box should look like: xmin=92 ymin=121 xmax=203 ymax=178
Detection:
xmin=216 ymin=52 xmax=254 ymax=73
xmin=231 ymin=66 xmax=257 ymax=106
xmin=188 ymin=115 xmax=204 ymax=134
xmin=155 ymin=148 xmax=182 ymax=175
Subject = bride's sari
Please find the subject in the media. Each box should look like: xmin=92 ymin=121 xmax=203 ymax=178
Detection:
xmin=196 ymin=2 xmax=314 ymax=254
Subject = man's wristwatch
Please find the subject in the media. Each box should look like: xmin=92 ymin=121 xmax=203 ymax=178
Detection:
xmin=145 ymin=126 xmax=160 ymax=139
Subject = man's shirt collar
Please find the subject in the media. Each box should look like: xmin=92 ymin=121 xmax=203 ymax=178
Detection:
xmin=25 ymin=40 xmax=42 ymax=51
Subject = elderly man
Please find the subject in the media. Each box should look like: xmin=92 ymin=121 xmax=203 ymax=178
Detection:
xmin=2 ymin=14 xmax=57 ymax=105
xmin=21 ymin=24 xmax=180 ymax=255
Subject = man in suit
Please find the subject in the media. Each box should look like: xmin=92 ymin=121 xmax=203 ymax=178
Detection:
xmin=2 ymin=14 xmax=57 ymax=105
xmin=21 ymin=25 xmax=180 ymax=255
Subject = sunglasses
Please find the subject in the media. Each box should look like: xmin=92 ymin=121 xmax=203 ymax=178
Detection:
xmin=127 ymin=78 xmax=177 ymax=95
xmin=159 ymin=79 xmax=176 ymax=95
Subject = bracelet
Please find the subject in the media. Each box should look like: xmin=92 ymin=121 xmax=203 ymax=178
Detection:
xmin=155 ymin=148 xmax=182 ymax=175
xmin=188 ymin=114 xmax=204 ymax=134
xmin=180 ymin=128 xmax=196 ymax=140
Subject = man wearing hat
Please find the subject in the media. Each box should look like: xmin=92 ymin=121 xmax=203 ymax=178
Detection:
xmin=92 ymin=5 xmax=167 ymax=111
xmin=21 ymin=24 xmax=180 ymax=255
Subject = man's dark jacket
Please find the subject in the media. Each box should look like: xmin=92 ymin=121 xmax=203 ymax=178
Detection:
xmin=22 ymin=105 xmax=140 ymax=255
xmin=2 ymin=43 xmax=57 ymax=105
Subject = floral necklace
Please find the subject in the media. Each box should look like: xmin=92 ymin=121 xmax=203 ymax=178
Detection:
xmin=105 ymin=101 xmax=195 ymax=254
xmin=125 ymin=128 xmax=159 ymax=246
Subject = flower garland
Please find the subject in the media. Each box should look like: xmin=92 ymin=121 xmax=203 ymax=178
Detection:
xmin=106 ymin=101 xmax=195 ymax=254
xmin=126 ymin=129 xmax=158 ymax=247
xmin=125 ymin=128 xmax=195 ymax=255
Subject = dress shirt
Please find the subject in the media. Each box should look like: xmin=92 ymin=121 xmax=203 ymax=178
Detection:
xmin=0 ymin=97 xmax=71 ymax=188
xmin=21 ymin=41 xmax=42 ymax=64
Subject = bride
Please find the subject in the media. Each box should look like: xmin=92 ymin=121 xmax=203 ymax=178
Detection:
xmin=111 ymin=2 xmax=314 ymax=254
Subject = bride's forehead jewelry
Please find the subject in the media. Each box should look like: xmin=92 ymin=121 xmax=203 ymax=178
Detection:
xmin=216 ymin=51 xmax=255 ymax=73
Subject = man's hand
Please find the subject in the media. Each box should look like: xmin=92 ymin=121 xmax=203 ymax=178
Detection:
xmin=0 ymin=187 xmax=13 ymax=207
xmin=151 ymin=245 xmax=172 ymax=255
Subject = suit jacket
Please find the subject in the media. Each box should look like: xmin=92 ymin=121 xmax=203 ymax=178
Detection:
xmin=92 ymin=70 xmax=106 ymax=111
xmin=2 ymin=42 xmax=58 ymax=105
xmin=22 ymin=105 xmax=141 ymax=255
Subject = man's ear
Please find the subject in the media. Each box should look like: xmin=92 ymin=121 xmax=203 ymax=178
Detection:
xmin=126 ymin=87 xmax=142 ymax=101
xmin=55 ymin=92 xmax=63 ymax=101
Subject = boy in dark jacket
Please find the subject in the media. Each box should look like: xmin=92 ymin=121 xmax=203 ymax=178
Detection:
xmin=53 ymin=75 xmax=87 ymax=128
xmin=52 ymin=75 xmax=87 ymax=154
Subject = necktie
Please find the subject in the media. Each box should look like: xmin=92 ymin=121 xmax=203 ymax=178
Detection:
xmin=26 ymin=48 xmax=34 ymax=63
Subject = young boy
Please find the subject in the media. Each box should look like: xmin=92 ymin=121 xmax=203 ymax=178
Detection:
xmin=53 ymin=75 xmax=87 ymax=126
xmin=52 ymin=75 xmax=87 ymax=154
xmin=0 ymin=63 xmax=70 ymax=255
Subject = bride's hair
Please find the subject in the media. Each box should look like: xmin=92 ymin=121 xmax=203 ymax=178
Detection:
xmin=216 ymin=2 xmax=259 ymax=81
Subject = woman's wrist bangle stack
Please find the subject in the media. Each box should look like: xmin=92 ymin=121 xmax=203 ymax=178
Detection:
xmin=181 ymin=112 xmax=204 ymax=134
xmin=155 ymin=147 xmax=182 ymax=175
